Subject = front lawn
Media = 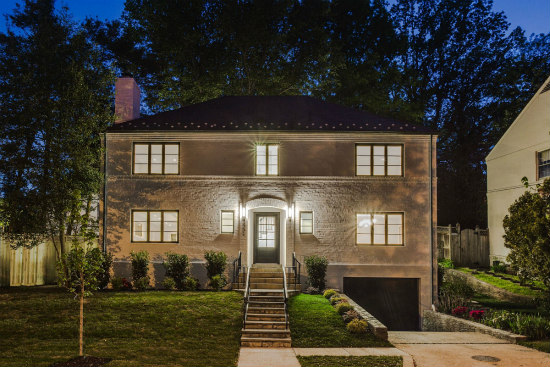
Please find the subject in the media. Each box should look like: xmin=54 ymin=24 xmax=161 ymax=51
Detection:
xmin=518 ymin=340 xmax=550 ymax=353
xmin=0 ymin=287 xmax=242 ymax=367
xmin=456 ymin=267 xmax=544 ymax=297
xmin=297 ymin=356 xmax=402 ymax=367
xmin=288 ymin=294 xmax=392 ymax=348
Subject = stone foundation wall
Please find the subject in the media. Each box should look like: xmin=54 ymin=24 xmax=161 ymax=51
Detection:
xmin=343 ymin=293 xmax=388 ymax=340
xmin=422 ymin=310 xmax=526 ymax=343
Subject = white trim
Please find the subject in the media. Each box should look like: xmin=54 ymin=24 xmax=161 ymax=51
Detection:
xmin=245 ymin=203 xmax=287 ymax=267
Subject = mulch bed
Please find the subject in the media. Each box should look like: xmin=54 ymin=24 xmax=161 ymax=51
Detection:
xmin=51 ymin=356 xmax=112 ymax=367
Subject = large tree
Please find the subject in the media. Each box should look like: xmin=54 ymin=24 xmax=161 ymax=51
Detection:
xmin=82 ymin=0 xmax=550 ymax=227
xmin=391 ymin=0 xmax=550 ymax=227
xmin=0 ymin=0 xmax=114 ymax=258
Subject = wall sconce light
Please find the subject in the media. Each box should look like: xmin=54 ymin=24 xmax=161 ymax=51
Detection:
xmin=288 ymin=203 xmax=295 ymax=220
xmin=240 ymin=204 xmax=247 ymax=219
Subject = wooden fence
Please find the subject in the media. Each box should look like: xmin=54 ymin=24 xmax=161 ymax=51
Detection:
xmin=437 ymin=224 xmax=490 ymax=268
xmin=0 ymin=235 xmax=96 ymax=287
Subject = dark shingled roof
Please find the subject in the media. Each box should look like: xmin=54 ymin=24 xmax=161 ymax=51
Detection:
xmin=108 ymin=96 xmax=433 ymax=133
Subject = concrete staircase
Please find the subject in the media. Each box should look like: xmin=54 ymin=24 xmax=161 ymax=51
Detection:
xmin=240 ymin=264 xmax=298 ymax=348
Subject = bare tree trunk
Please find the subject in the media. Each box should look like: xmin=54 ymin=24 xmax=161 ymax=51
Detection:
xmin=80 ymin=271 xmax=84 ymax=357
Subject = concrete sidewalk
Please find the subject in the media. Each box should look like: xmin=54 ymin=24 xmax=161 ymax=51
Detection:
xmin=237 ymin=347 xmax=413 ymax=367
xmin=389 ymin=331 xmax=550 ymax=367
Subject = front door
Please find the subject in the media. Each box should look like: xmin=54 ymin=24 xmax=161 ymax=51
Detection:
xmin=254 ymin=213 xmax=280 ymax=263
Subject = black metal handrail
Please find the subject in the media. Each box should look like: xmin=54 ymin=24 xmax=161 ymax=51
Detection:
xmin=232 ymin=251 xmax=242 ymax=285
xmin=242 ymin=266 xmax=251 ymax=329
xmin=292 ymin=252 xmax=301 ymax=285
xmin=282 ymin=265 xmax=289 ymax=330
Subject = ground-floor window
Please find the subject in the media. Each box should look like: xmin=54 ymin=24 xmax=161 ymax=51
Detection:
xmin=221 ymin=210 xmax=235 ymax=233
xmin=299 ymin=211 xmax=313 ymax=234
xmin=132 ymin=210 xmax=179 ymax=243
xmin=356 ymin=213 xmax=403 ymax=245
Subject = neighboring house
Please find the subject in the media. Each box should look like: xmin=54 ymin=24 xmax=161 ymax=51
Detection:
xmin=101 ymin=77 xmax=437 ymax=330
xmin=486 ymin=76 xmax=550 ymax=264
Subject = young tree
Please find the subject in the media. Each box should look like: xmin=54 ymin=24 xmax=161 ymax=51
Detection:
xmin=0 ymin=0 xmax=113 ymax=259
xmin=57 ymin=235 xmax=105 ymax=356
xmin=503 ymin=178 xmax=550 ymax=287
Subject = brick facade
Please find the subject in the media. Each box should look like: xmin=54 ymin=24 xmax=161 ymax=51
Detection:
xmin=102 ymin=131 xmax=437 ymax=316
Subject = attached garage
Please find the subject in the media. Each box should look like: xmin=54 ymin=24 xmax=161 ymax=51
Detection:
xmin=343 ymin=277 xmax=420 ymax=331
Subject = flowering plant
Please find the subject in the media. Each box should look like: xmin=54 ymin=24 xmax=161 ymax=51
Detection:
xmin=452 ymin=306 xmax=468 ymax=317
xmin=122 ymin=277 xmax=132 ymax=290
xmin=469 ymin=310 xmax=485 ymax=320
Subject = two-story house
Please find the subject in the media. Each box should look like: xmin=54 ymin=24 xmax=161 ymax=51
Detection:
xmin=101 ymin=77 xmax=437 ymax=330
xmin=486 ymin=76 xmax=550 ymax=264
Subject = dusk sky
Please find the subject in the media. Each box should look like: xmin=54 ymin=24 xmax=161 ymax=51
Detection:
xmin=0 ymin=0 xmax=549 ymax=36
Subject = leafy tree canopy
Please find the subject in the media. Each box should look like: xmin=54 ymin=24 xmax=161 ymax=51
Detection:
xmin=0 ymin=0 xmax=114 ymax=254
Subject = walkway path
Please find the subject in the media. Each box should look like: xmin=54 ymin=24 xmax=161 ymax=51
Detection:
xmin=389 ymin=331 xmax=550 ymax=367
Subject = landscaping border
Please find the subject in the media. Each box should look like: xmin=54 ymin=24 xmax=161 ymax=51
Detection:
xmin=446 ymin=269 xmax=533 ymax=304
xmin=341 ymin=293 xmax=388 ymax=340
xmin=422 ymin=310 xmax=527 ymax=343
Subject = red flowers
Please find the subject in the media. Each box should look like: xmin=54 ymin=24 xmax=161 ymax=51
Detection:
xmin=452 ymin=306 xmax=485 ymax=321
xmin=452 ymin=306 xmax=468 ymax=317
xmin=469 ymin=310 xmax=485 ymax=320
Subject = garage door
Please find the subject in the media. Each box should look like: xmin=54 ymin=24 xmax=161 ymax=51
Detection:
xmin=343 ymin=277 xmax=419 ymax=331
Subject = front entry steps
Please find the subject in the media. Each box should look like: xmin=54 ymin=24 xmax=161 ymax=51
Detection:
xmin=240 ymin=264 xmax=293 ymax=348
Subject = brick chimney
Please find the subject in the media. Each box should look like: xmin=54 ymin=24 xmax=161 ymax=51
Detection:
xmin=115 ymin=77 xmax=141 ymax=123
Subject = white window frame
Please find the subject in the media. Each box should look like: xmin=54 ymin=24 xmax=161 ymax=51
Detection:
xmin=256 ymin=143 xmax=279 ymax=176
xmin=299 ymin=211 xmax=314 ymax=234
xmin=220 ymin=210 xmax=235 ymax=234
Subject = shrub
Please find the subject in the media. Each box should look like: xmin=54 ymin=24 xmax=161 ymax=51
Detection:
xmin=342 ymin=309 xmax=361 ymax=324
xmin=162 ymin=276 xmax=176 ymax=290
xmin=452 ymin=306 xmax=469 ymax=318
xmin=111 ymin=277 xmax=132 ymax=290
xmin=335 ymin=302 xmax=353 ymax=315
xmin=163 ymin=252 xmax=190 ymax=290
xmin=110 ymin=276 xmax=124 ymax=291
xmin=209 ymin=274 xmax=227 ymax=291
xmin=491 ymin=263 xmax=507 ymax=274
xmin=134 ymin=276 xmax=150 ymax=291
xmin=304 ymin=255 xmax=328 ymax=290
xmin=330 ymin=296 xmax=345 ymax=305
xmin=305 ymin=286 xmax=320 ymax=295
xmin=482 ymin=310 xmax=550 ymax=340
xmin=346 ymin=319 xmax=368 ymax=334
xmin=204 ymin=251 xmax=227 ymax=280
xmin=438 ymin=272 xmax=474 ymax=314
xmin=438 ymin=258 xmax=454 ymax=269
xmin=469 ymin=310 xmax=485 ymax=320
xmin=183 ymin=276 xmax=199 ymax=291
xmin=98 ymin=252 xmax=113 ymax=289
xmin=503 ymin=178 xmax=550 ymax=289
xmin=323 ymin=289 xmax=338 ymax=299
xmin=130 ymin=250 xmax=149 ymax=281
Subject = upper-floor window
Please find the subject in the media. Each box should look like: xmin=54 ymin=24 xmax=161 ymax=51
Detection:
xmin=256 ymin=144 xmax=278 ymax=175
xmin=539 ymin=149 xmax=550 ymax=179
xmin=299 ymin=211 xmax=313 ymax=234
xmin=134 ymin=143 xmax=179 ymax=174
xmin=356 ymin=144 xmax=403 ymax=176
xmin=132 ymin=210 xmax=178 ymax=242
xmin=356 ymin=213 xmax=403 ymax=246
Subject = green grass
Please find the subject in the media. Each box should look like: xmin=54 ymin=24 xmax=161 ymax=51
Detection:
xmin=0 ymin=287 xmax=242 ymax=367
xmin=472 ymin=293 xmax=541 ymax=314
xmin=288 ymin=294 xmax=392 ymax=348
xmin=519 ymin=340 xmax=550 ymax=353
xmin=455 ymin=268 xmax=543 ymax=297
xmin=297 ymin=356 xmax=402 ymax=367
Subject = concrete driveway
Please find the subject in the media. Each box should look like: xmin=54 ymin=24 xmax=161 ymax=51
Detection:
xmin=389 ymin=331 xmax=550 ymax=367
